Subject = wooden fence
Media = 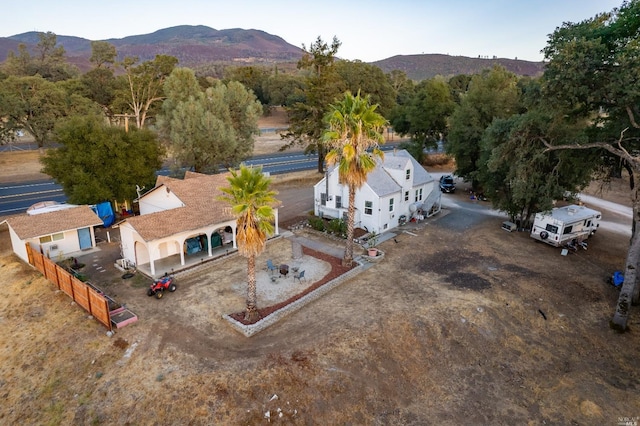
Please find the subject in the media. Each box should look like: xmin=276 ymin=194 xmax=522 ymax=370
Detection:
xmin=26 ymin=244 xmax=112 ymax=331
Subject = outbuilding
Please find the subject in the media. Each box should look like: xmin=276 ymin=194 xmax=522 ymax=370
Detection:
xmin=1 ymin=204 xmax=103 ymax=264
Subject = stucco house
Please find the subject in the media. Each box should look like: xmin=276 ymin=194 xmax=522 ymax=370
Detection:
xmin=313 ymin=149 xmax=440 ymax=234
xmin=118 ymin=171 xmax=280 ymax=277
xmin=1 ymin=204 xmax=103 ymax=264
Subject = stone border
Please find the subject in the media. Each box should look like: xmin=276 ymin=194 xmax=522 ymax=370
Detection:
xmin=222 ymin=257 xmax=368 ymax=337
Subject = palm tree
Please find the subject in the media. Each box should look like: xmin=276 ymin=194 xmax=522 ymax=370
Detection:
xmin=219 ymin=165 xmax=278 ymax=322
xmin=323 ymin=91 xmax=387 ymax=266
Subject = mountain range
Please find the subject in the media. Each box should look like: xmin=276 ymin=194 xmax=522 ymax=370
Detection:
xmin=0 ymin=25 xmax=545 ymax=80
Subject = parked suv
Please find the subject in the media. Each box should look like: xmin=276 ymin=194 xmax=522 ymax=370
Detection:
xmin=439 ymin=175 xmax=456 ymax=193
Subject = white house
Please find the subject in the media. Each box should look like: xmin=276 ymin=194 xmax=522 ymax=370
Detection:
xmin=1 ymin=204 xmax=103 ymax=264
xmin=118 ymin=171 xmax=280 ymax=277
xmin=313 ymin=149 xmax=440 ymax=234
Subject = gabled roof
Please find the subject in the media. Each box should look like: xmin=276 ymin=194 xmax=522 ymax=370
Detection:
xmin=366 ymin=166 xmax=402 ymax=197
xmin=383 ymin=149 xmax=434 ymax=186
xmin=3 ymin=205 xmax=102 ymax=240
xmin=328 ymin=149 xmax=434 ymax=198
xmin=124 ymin=171 xmax=281 ymax=242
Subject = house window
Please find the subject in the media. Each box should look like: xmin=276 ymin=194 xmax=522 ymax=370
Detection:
xmin=320 ymin=193 xmax=327 ymax=206
xmin=404 ymin=191 xmax=409 ymax=202
xmin=414 ymin=188 xmax=423 ymax=202
xmin=335 ymin=196 xmax=342 ymax=209
xmin=406 ymin=169 xmax=411 ymax=180
xmin=39 ymin=232 xmax=64 ymax=244
xmin=364 ymin=201 xmax=373 ymax=215
xmin=389 ymin=198 xmax=394 ymax=212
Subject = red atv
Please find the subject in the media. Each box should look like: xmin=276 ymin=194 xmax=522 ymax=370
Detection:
xmin=147 ymin=274 xmax=176 ymax=299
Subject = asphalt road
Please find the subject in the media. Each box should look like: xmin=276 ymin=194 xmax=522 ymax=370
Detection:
xmin=0 ymin=144 xmax=403 ymax=217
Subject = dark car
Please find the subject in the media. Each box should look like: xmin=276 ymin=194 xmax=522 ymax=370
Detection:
xmin=439 ymin=175 xmax=456 ymax=193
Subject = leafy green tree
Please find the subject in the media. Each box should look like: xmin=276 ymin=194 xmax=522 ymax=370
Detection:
xmin=41 ymin=115 xmax=164 ymax=204
xmin=323 ymin=91 xmax=387 ymax=266
xmin=89 ymin=41 xmax=117 ymax=69
xmin=119 ymin=54 xmax=178 ymax=128
xmin=335 ymin=60 xmax=396 ymax=117
xmin=480 ymin=111 xmax=596 ymax=226
xmin=387 ymin=70 xmax=414 ymax=105
xmin=2 ymin=32 xmax=77 ymax=81
xmin=283 ymin=36 xmax=344 ymax=173
xmin=448 ymin=74 xmax=472 ymax=104
xmin=447 ymin=65 xmax=520 ymax=188
xmin=159 ymin=68 xmax=261 ymax=173
xmin=218 ymin=165 xmax=278 ymax=322
xmin=390 ymin=77 xmax=455 ymax=162
xmin=0 ymin=75 xmax=67 ymax=147
xmin=262 ymin=71 xmax=305 ymax=107
xmin=539 ymin=0 xmax=640 ymax=330
xmin=225 ymin=65 xmax=270 ymax=104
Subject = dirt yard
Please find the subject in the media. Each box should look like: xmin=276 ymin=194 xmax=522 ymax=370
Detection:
xmin=1 ymin=112 xmax=640 ymax=424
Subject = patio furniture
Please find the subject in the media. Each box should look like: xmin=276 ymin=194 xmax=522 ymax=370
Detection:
xmin=266 ymin=259 xmax=277 ymax=275
xmin=294 ymin=270 xmax=306 ymax=283
xmin=279 ymin=264 xmax=289 ymax=278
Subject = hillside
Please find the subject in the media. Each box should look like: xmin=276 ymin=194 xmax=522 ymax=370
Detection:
xmin=0 ymin=25 xmax=304 ymax=72
xmin=372 ymin=54 xmax=545 ymax=80
xmin=0 ymin=26 xmax=544 ymax=79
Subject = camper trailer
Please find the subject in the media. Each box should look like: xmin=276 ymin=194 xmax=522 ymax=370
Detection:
xmin=530 ymin=204 xmax=601 ymax=247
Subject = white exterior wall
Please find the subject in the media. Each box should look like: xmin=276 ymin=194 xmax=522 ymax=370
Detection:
xmin=118 ymin=222 xmax=138 ymax=265
xmin=353 ymin=184 xmax=380 ymax=233
xmin=313 ymin=154 xmax=436 ymax=234
xmin=11 ymin=227 xmax=90 ymax=264
xmin=8 ymin=226 xmax=28 ymax=263
xmin=314 ymin=171 xmax=349 ymax=220
xmin=139 ymin=188 xmax=184 ymax=215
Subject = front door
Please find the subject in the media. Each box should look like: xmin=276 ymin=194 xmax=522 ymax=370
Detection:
xmin=77 ymin=227 xmax=92 ymax=250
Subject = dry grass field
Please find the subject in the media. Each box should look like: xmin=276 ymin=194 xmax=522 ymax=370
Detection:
xmin=1 ymin=111 xmax=639 ymax=424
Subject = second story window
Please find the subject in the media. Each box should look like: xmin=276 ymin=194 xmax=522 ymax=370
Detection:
xmin=406 ymin=169 xmax=411 ymax=180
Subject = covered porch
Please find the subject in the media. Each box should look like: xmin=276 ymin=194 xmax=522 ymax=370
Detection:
xmin=136 ymin=239 xmax=238 ymax=278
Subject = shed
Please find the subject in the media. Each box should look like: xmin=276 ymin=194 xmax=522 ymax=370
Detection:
xmin=1 ymin=204 xmax=103 ymax=264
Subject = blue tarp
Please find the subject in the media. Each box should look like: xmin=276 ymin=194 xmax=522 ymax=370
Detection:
xmin=91 ymin=202 xmax=115 ymax=227
xmin=613 ymin=271 xmax=624 ymax=287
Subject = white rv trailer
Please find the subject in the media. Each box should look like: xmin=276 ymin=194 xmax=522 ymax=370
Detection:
xmin=530 ymin=204 xmax=601 ymax=247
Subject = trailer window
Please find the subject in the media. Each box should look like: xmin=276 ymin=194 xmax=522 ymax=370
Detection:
xmin=545 ymin=224 xmax=558 ymax=234
xmin=563 ymin=225 xmax=573 ymax=234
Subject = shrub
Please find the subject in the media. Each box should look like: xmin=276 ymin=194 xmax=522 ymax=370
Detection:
xmin=327 ymin=218 xmax=346 ymax=237
xmin=308 ymin=216 xmax=325 ymax=231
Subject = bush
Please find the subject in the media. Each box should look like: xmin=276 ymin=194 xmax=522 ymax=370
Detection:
xmin=327 ymin=218 xmax=346 ymax=237
xmin=308 ymin=216 xmax=325 ymax=231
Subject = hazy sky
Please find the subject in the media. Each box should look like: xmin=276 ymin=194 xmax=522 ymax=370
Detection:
xmin=0 ymin=0 xmax=622 ymax=62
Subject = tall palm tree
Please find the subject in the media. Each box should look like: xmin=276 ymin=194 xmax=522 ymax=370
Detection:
xmin=323 ymin=91 xmax=387 ymax=266
xmin=219 ymin=165 xmax=278 ymax=322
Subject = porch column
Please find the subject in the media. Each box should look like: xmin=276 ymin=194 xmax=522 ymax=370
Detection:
xmin=274 ymin=208 xmax=279 ymax=235
xmin=178 ymin=237 xmax=186 ymax=266
xmin=148 ymin=241 xmax=157 ymax=276
xmin=232 ymin=224 xmax=237 ymax=249
xmin=207 ymin=230 xmax=213 ymax=257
